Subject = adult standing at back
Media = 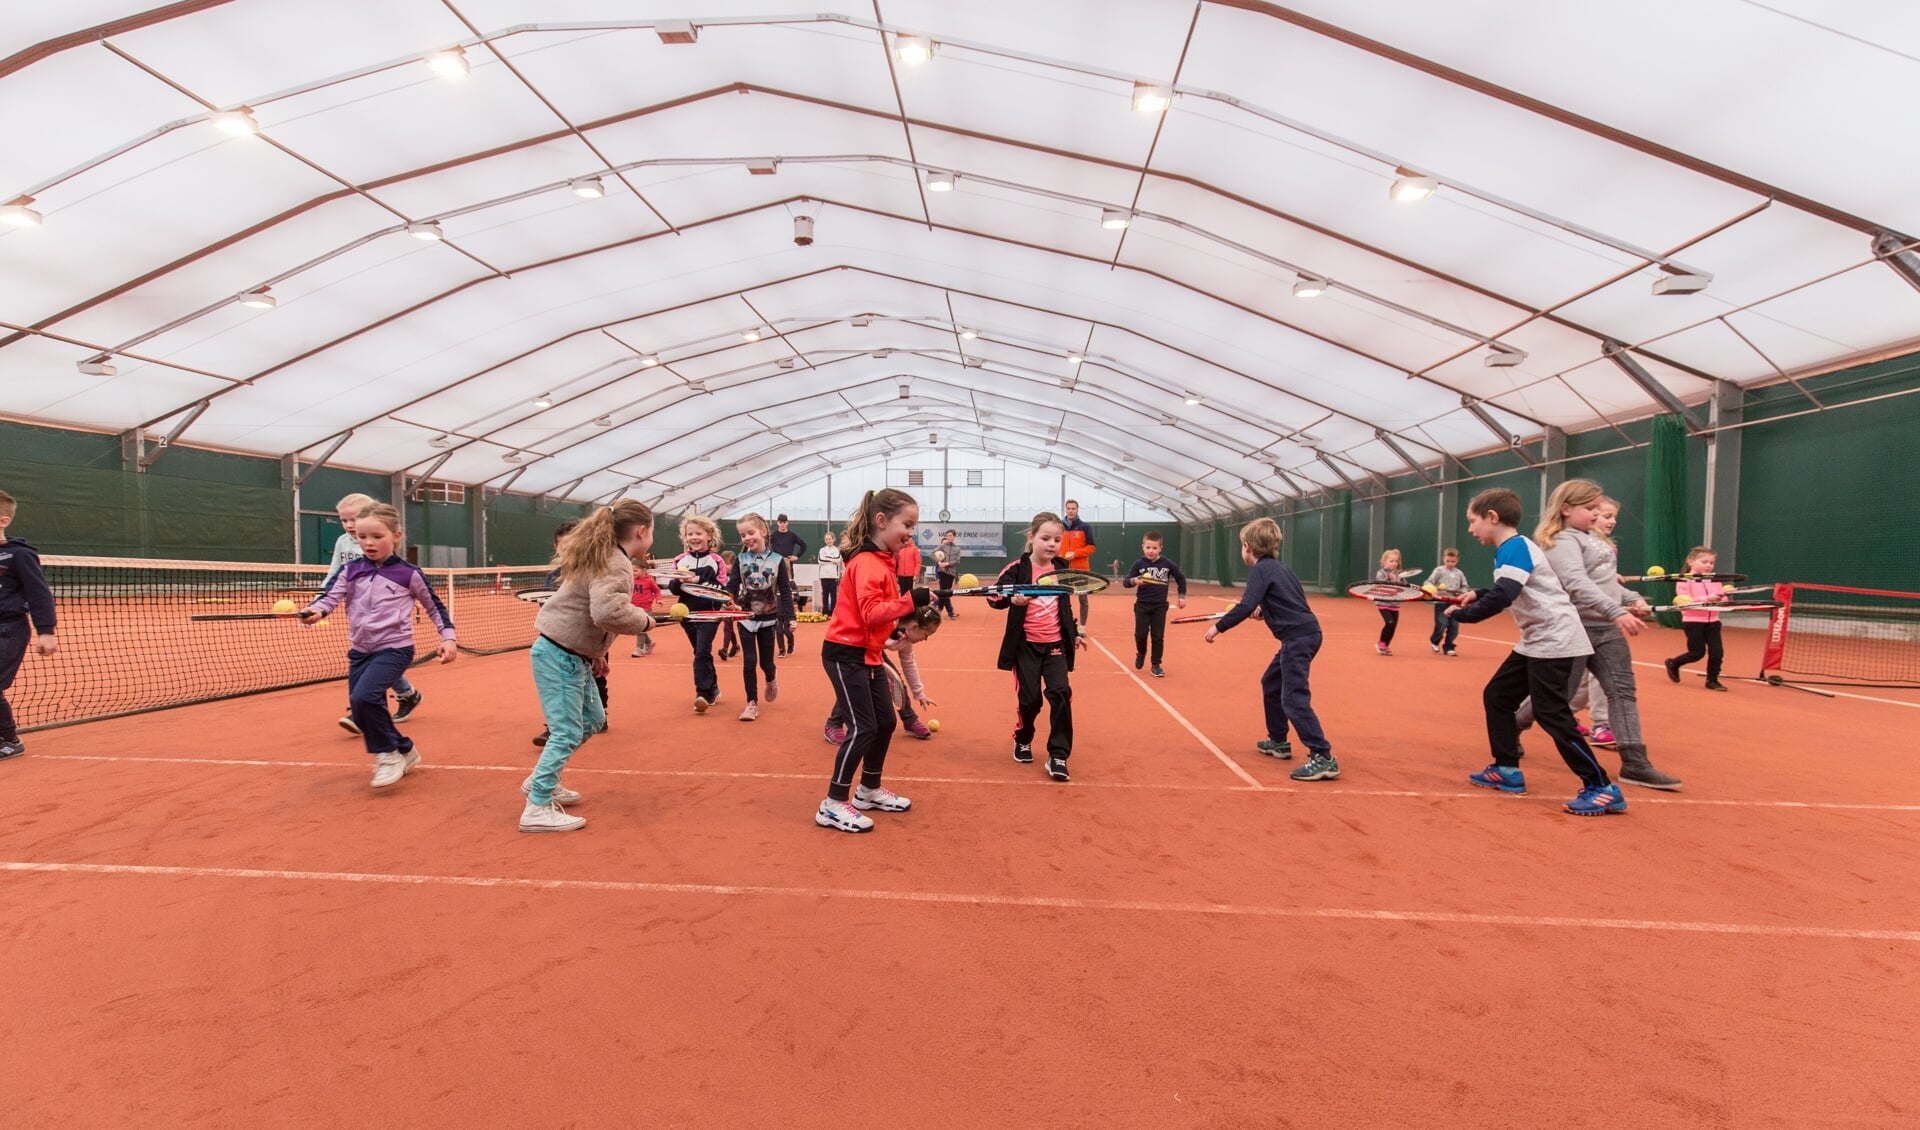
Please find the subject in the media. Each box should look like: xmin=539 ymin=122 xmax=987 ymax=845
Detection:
xmin=770 ymin=514 xmax=808 ymax=569
xmin=1060 ymin=499 xmax=1097 ymax=627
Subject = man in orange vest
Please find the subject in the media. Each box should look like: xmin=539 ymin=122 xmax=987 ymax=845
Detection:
xmin=1060 ymin=499 xmax=1096 ymax=627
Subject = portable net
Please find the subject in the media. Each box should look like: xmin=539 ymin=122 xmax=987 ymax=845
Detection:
xmin=15 ymin=557 xmax=552 ymax=731
xmin=1760 ymin=583 xmax=1920 ymax=688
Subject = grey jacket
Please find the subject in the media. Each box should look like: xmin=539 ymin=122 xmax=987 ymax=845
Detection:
xmin=1541 ymin=527 xmax=1638 ymax=626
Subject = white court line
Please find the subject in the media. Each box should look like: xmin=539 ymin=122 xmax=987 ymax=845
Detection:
xmin=28 ymin=755 xmax=1920 ymax=811
xmin=4 ymin=860 xmax=1913 ymax=943
xmin=1084 ymin=635 xmax=1262 ymax=788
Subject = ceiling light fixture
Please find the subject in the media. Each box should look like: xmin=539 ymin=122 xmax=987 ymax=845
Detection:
xmin=0 ymin=197 xmax=44 ymax=227
xmin=503 ymin=451 xmax=525 ymax=463
xmin=746 ymin=160 xmax=778 ymax=176
xmin=1183 ymin=394 xmax=1202 ymax=406
xmin=893 ymin=34 xmax=933 ymax=65
xmin=568 ymin=176 xmax=605 ymax=199
xmin=958 ymin=327 xmax=977 ymax=340
xmin=776 ymin=357 xmax=796 ymax=370
xmin=405 ymin=221 xmax=444 ymax=241
xmin=655 ymin=20 xmax=698 ymax=44
xmin=1650 ymin=266 xmax=1712 ymax=296
xmin=426 ymin=47 xmax=469 ymax=79
xmin=741 ymin=328 xmax=762 ymax=342
xmin=594 ymin=415 xmax=613 ymax=427
xmin=1132 ymin=82 xmax=1172 ymax=114
xmin=1390 ymin=167 xmax=1437 ymax=203
xmin=236 ymin=287 xmax=277 ymax=310
xmin=898 ymin=381 xmax=910 ymax=400
xmin=925 ymin=170 xmax=955 ymax=192
xmin=531 ymin=394 xmax=554 ymax=409
xmin=1100 ymin=209 xmax=1132 ymax=231
xmin=852 ymin=316 xmax=871 ymax=328
xmin=76 ymin=356 xmax=117 ymax=377
xmin=1292 ymin=277 xmax=1329 ymax=299
xmin=428 ymin=434 xmax=452 ymax=448
xmin=1483 ymin=345 xmax=1527 ymax=368
xmin=1066 ymin=354 xmax=1083 ymax=365
xmin=638 ymin=353 xmax=660 ymax=367
xmin=211 ymin=107 xmax=260 ymax=135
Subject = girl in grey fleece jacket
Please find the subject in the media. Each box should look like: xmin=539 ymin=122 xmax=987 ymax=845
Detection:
xmin=521 ymin=501 xmax=657 ymax=832
xmin=1528 ymin=480 xmax=1682 ymax=791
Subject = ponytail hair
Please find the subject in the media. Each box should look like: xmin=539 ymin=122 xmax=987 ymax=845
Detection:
xmin=1536 ymin=478 xmax=1603 ymax=549
xmin=900 ymin=604 xmax=943 ymax=637
xmin=841 ymin=488 xmax=917 ymax=550
xmin=355 ymin=503 xmax=403 ymax=537
xmin=555 ymin=500 xmax=654 ymax=583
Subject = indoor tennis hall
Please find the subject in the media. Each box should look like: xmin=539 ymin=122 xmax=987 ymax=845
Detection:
xmin=2 ymin=3 xmax=1917 ymax=1127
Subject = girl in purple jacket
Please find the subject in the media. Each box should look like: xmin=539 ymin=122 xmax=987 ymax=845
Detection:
xmin=301 ymin=504 xmax=456 ymax=789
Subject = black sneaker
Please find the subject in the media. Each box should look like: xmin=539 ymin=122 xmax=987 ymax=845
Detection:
xmin=1013 ymin=742 xmax=1034 ymax=764
xmin=533 ymin=729 xmax=550 ymax=747
xmin=392 ymin=688 xmax=424 ymax=722
xmin=1046 ymin=757 xmax=1070 ymax=782
xmin=1135 ymin=651 xmax=1145 ymax=670
xmin=1150 ymin=664 xmax=1165 ymax=678
xmin=1704 ymin=681 xmax=1728 ymax=692
xmin=1665 ymin=658 xmax=1682 ymax=684
xmin=0 ymin=737 xmax=24 ymax=760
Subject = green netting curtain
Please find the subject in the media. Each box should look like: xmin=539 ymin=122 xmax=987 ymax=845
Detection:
xmin=1644 ymin=414 xmax=1690 ymax=629
xmin=1332 ymin=491 xmax=1354 ymax=591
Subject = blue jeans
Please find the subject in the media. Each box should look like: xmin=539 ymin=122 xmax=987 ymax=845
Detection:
xmin=527 ymin=637 xmax=605 ymax=805
xmin=347 ymin=647 xmax=415 ymax=755
xmin=1260 ymin=632 xmax=1329 ymax=755
xmin=1430 ymin=603 xmax=1460 ymax=647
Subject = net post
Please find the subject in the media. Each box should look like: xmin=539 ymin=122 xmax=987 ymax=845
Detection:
xmin=1759 ymin=582 xmax=1792 ymax=679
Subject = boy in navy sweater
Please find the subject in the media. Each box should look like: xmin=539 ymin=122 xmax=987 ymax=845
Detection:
xmin=1121 ymin=531 xmax=1188 ymax=677
xmin=1206 ymin=517 xmax=1337 ymax=782
xmin=0 ymin=490 xmax=58 ymax=759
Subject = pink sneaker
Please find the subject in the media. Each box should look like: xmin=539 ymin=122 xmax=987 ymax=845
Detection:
xmin=1590 ymin=727 xmax=1617 ymax=747
xmin=1577 ymin=723 xmax=1591 ymax=737
xmin=1375 ymin=642 xmax=1391 ymax=656
xmin=825 ymin=721 xmax=848 ymax=744
xmin=904 ymin=718 xmax=932 ymax=740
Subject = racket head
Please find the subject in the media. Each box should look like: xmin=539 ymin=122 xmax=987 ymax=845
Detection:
xmin=514 ymin=587 xmax=557 ymax=604
xmin=1347 ymin=581 xmax=1429 ymax=602
xmin=1046 ymin=569 xmax=1109 ymax=594
xmin=677 ymin=582 xmax=730 ymax=602
xmin=1170 ymin=612 xmax=1225 ymax=624
xmin=1396 ymin=568 xmax=1424 ymax=580
xmin=1620 ymin=571 xmax=1749 ymax=584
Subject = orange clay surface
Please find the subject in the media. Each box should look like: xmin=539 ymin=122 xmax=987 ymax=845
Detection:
xmin=4 ymin=587 xmax=1916 ymax=1127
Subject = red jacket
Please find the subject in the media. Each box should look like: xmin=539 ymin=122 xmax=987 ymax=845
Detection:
xmin=896 ymin=541 xmax=921 ymax=580
xmin=824 ymin=543 xmax=918 ymax=664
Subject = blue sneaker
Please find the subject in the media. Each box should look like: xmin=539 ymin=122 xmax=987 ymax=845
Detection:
xmin=1565 ymin=783 xmax=1628 ymax=816
xmin=1289 ymin=753 xmax=1339 ymax=781
xmin=1255 ymin=739 xmax=1292 ymax=760
xmin=1467 ymin=763 xmax=1526 ymax=793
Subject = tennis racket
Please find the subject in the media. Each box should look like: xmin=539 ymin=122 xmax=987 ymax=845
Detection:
xmin=189 ymin=612 xmax=303 ymax=621
xmin=1396 ymin=568 xmax=1424 ymax=580
xmin=1617 ymin=572 xmax=1748 ymax=584
xmin=514 ymin=588 xmax=558 ymax=604
xmin=952 ymin=569 xmax=1110 ymax=598
xmin=1346 ymin=581 xmax=1448 ymax=603
xmin=675 ymin=582 xmax=732 ymax=603
xmin=1170 ymin=611 xmax=1226 ymax=624
xmin=673 ymin=609 xmax=752 ymax=622
xmin=1648 ymin=601 xmax=1780 ymax=614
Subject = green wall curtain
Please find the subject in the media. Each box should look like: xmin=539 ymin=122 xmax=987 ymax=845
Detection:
xmin=1644 ymin=414 xmax=1690 ymax=629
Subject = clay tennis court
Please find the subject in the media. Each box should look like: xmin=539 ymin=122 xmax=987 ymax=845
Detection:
xmin=7 ymin=589 xmax=1914 ymax=1127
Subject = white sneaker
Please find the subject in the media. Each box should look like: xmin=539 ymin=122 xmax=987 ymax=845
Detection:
xmin=370 ymin=749 xmax=419 ymax=788
xmin=519 ymin=799 xmax=585 ymax=832
xmin=739 ymin=701 xmax=759 ymax=721
xmin=815 ymin=797 xmax=873 ymax=832
xmin=520 ymin=775 xmax=581 ymax=805
xmin=852 ymin=784 xmax=911 ymax=812
xmin=338 ymin=715 xmax=362 ymax=736
xmin=766 ymin=680 xmax=780 ymax=703
xmin=694 ymin=695 xmax=710 ymax=714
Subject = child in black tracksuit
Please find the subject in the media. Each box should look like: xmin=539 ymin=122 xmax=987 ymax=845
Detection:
xmin=1121 ymin=531 xmax=1188 ymax=677
xmin=1206 ymin=517 xmax=1338 ymax=781
xmin=0 ymin=489 xmax=58 ymax=759
xmin=988 ymin=512 xmax=1087 ymax=782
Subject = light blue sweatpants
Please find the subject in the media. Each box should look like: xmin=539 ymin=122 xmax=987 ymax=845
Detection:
xmin=527 ymin=636 xmax=604 ymax=805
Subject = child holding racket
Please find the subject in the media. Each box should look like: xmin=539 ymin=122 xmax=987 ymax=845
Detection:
xmin=1205 ymin=517 xmax=1338 ymax=782
xmin=1425 ymin=548 xmax=1467 ymax=656
xmin=1122 ymin=531 xmax=1187 ymax=677
xmin=519 ymin=500 xmax=656 ymax=832
xmin=669 ymin=516 xmax=728 ymax=713
xmin=825 ymin=605 xmax=943 ymax=743
xmin=532 ymin=519 xmax=610 ymax=748
xmin=727 ymin=513 xmax=794 ymax=722
xmin=300 ymin=504 xmax=455 ymax=790
xmin=989 ymin=511 xmax=1088 ymax=782
xmin=815 ymin=489 xmax=931 ymax=833
xmin=323 ymin=493 xmax=423 ymax=734
xmin=1446 ymin=488 xmax=1621 ymax=816
xmin=1665 ymin=547 xmax=1729 ymax=691
xmin=1373 ymin=548 xmax=1406 ymax=655
xmin=0 ymin=489 xmax=58 ymax=761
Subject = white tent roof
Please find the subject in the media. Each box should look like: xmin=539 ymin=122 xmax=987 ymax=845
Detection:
xmin=4 ymin=1 xmax=1916 ymax=518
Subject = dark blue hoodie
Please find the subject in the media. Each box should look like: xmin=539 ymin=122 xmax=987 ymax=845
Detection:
xmin=0 ymin=537 xmax=57 ymax=633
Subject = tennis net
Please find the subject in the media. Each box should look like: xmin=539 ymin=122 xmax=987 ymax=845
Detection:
xmin=15 ymin=556 xmax=552 ymax=731
xmin=1760 ymin=582 xmax=1920 ymax=688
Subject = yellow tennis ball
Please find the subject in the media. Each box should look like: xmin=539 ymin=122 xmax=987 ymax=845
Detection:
xmin=1671 ymin=594 xmax=1693 ymax=606
xmin=958 ymin=574 xmax=979 ymax=589
xmin=926 ymin=719 xmax=940 ymax=732
xmin=1646 ymin=565 xmax=1666 ymax=577
xmin=669 ymin=602 xmax=690 ymax=619
xmin=1038 ymin=575 xmax=1058 ymax=586
xmin=1421 ymin=583 xmax=1438 ymax=595
xmin=317 ymin=619 xmax=330 ymax=628
xmin=272 ymin=599 xmax=297 ymax=614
